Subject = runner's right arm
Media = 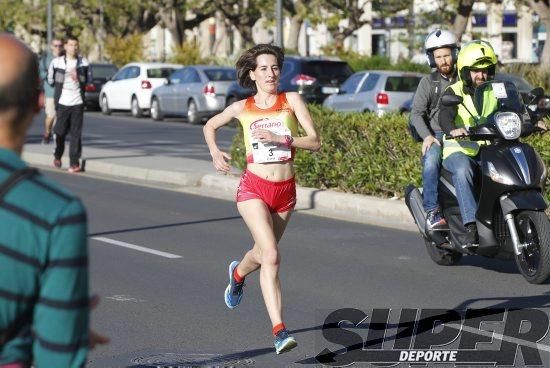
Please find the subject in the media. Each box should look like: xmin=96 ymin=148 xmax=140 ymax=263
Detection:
xmin=203 ymin=100 xmax=245 ymax=172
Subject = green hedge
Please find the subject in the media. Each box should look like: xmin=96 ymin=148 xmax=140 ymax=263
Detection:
xmin=231 ymin=105 xmax=550 ymax=202
xmin=501 ymin=64 xmax=550 ymax=92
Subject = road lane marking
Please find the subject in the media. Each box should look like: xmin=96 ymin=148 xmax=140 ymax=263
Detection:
xmin=91 ymin=236 xmax=182 ymax=259
xmin=106 ymin=295 xmax=145 ymax=302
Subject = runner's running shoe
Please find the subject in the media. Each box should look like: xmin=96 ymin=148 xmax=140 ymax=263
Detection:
xmin=274 ymin=329 xmax=297 ymax=354
xmin=224 ymin=261 xmax=244 ymax=309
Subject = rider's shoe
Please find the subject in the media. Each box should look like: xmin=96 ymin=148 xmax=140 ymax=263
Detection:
xmin=426 ymin=209 xmax=447 ymax=229
xmin=463 ymin=223 xmax=479 ymax=249
xmin=274 ymin=329 xmax=297 ymax=354
xmin=224 ymin=261 xmax=244 ymax=309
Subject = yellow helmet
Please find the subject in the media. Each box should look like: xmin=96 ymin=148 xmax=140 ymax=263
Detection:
xmin=457 ymin=40 xmax=498 ymax=86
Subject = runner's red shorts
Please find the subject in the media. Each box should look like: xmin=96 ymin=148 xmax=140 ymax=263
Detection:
xmin=236 ymin=169 xmax=296 ymax=213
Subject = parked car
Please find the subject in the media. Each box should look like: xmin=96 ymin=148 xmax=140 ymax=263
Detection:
xmin=225 ymin=81 xmax=254 ymax=106
xmin=279 ymin=56 xmax=354 ymax=104
xmin=323 ymin=70 xmax=425 ymax=116
xmin=401 ymin=97 xmax=413 ymax=113
xmin=84 ymin=63 xmax=118 ymax=110
xmin=150 ymin=65 xmax=237 ymax=124
xmin=100 ymin=62 xmax=182 ymax=117
xmin=495 ymin=72 xmax=550 ymax=119
xmin=222 ymin=57 xmax=353 ymax=106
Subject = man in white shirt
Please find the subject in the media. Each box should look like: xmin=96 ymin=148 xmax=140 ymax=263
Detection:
xmin=47 ymin=36 xmax=89 ymax=173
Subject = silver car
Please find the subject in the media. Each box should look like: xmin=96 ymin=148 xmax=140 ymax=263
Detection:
xmin=150 ymin=65 xmax=237 ymax=124
xmin=323 ymin=70 xmax=425 ymax=116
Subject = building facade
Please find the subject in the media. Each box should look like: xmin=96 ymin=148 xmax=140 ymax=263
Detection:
xmin=144 ymin=0 xmax=546 ymax=65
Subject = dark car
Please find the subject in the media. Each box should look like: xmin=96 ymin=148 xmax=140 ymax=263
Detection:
xmin=226 ymin=56 xmax=354 ymax=106
xmin=225 ymin=81 xmax=254 ymax=107
xmin=85 ymin=63 xmax=118 ymax=110
xmin=494 ymin=73 xmax=549 ymax=119
xmin=279 ymin=56 xmax=354 ymax=104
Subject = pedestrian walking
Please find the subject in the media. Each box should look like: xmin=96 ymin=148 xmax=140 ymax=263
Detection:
xmin=47 ymin=36 xmax=89 ymax=173
xmin=39 ymin=37 xmax=64 ymax=144
xmin=204 ymin=44 xmax=321 ymax=355
xmin=0 ymin=33 xmax=107 ymax=368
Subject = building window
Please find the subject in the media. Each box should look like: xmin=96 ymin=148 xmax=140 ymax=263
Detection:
xmin=472 ymin=13 xmax=487 ymax=27
xmin=372 ymin=18 xmax=384 ymax=29
xmin=503 ymin=12 xmax=517 ymax=27
xmin=502 ymin=33 xmax=517 ymax=59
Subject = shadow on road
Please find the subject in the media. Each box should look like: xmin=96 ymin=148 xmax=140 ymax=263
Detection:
xmin=89 ymin=215 xmax=242 ymax=237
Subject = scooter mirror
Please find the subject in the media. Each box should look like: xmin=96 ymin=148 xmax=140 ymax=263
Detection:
xmin=441 ymin=94 xmax=463 ymax=107
xmin=528 ymin=87 xmax=544 ymax=99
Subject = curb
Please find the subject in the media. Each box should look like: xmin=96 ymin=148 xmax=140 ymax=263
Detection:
xmin=22 ymin=151 xmax=417 ymax=232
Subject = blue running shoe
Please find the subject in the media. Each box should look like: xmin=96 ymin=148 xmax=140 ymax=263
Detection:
xmin=224 ymin=261 xmax=244 ymax=309
xmin=274 ymin=329 xmax=297 ymax=354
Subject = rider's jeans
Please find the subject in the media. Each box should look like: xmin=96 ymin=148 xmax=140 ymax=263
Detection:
xmin=442 ymin=152 xmax=480 ymax=225
xmin=422 ymin=132 xmax=444 ymax=212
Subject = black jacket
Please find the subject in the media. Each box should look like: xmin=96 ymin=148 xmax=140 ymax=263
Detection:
xmin=47 ymin=56 xmax=89 ymax=107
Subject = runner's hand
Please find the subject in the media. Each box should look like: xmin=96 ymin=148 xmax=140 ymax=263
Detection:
xmin=211 ymin=150 xmax=232 ymax=173
xmin=251 ymin=129 xmax=282 ymax=145
xmin=422 ymin=135 xmax=440 ymax=156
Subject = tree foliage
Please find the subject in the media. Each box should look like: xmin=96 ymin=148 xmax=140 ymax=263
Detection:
xmin=155 ymin=0 xmax=216 ymax=46
xmin=309 ymin=0 xmax=370 ymax=50
xmin=105 ymin=33 xmax=144 ymax=67
xmin=214 ymin=0 xmax=272 ymax=47
xmin=169 ymin=41 xmax=206 ymax=64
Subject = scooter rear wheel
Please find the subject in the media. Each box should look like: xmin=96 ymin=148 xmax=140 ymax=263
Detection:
xmin=424 ymin=239 xmax=462 ymax=265
xmin=514 ymin=210 xmax=550 ymax=284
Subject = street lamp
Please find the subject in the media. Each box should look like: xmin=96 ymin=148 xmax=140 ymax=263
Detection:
xmin=276 ymin=0 xmax=283 ymax=48
xmin=47 ymin=0 xmax=52 ymax=55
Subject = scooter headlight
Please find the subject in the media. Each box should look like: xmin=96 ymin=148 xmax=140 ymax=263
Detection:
xmin=488 ymin=161 xmax=515 ymax=185
xmin=495 ymin=112 xmax=521 ymax=140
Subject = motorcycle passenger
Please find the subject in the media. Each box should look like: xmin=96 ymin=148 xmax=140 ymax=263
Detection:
xmin=410 ymin=29 xmax=459 ymax=229
xmin=438 ymin=40 xmax=499 ymax=247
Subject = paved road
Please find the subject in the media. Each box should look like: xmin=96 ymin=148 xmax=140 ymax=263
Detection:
xmin=28 ymin=110 xmax=236 ymax=161
xmin=39 ymin=169 xmax=550 ymax=368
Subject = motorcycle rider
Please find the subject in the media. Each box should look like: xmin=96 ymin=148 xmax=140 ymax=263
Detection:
xmin=410 ymin=29 xmax=459 ymax=229
xmin=438 ymin=40 xmax=499 ymax=247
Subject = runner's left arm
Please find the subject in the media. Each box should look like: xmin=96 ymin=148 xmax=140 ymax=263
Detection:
xmin=285 ymin=92 xmax=321 ymax=152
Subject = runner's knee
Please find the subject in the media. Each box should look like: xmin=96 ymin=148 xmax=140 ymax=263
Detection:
xmin=260 ymin=247 xmax=280 ymax=267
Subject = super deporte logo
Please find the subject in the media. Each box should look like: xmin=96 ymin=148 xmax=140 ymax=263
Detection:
xmin=315 ymin=308 xmax=550 ymax=367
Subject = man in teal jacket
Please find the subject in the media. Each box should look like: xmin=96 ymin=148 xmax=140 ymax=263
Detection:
xmin=0 ymin=33 xmax=107 ymax=368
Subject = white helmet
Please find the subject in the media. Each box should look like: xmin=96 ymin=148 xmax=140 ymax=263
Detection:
xmin=424 ymin=29 xmax=459 ymax=68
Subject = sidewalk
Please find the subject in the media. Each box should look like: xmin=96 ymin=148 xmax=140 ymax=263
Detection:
xmin=22 ymin=143 xmax=417 ymax=232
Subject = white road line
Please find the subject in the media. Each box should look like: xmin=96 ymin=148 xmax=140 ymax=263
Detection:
xmin=91 ymin=236 xmax=182 ymax=259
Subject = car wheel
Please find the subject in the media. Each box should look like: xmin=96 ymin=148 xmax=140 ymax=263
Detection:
xmin=150 ymin=98 xmax=164 ymax=121
xmin=187 ymin=100 xmax=199 ymax=124
xmin=131 ymin=96 xmax=142 ymax=118
xmin=101 ymin=94 xmax=111 ymax=115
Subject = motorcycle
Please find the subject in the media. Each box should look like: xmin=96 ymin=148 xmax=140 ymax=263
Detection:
xmin=406 ymin=80 xmax=550 ymax=284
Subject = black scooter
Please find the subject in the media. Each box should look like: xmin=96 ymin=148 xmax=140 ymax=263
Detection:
xmin=406 ymin=80 xmax=550 ymax=284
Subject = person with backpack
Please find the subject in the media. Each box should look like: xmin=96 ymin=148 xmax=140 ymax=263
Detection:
xmin=409 ymin=29 xmax=459 ymax=229
xmin=47 ymin=36 xmax=89 ymax=173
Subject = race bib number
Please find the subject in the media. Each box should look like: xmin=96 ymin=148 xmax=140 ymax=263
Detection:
xmin=249 ymin=118 xmax=291 ymax=163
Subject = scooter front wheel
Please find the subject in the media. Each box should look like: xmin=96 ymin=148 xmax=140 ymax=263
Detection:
xmin=424 ymin=239 xmax=462 ymax=265
xmin=514 ymin=210 xmax=550 ymax=284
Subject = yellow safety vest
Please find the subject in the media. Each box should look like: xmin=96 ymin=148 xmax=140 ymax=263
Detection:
xmin=442 ymin=81 xmax=497 ymax=159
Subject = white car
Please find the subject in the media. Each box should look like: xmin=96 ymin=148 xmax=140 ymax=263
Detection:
xmin=100 ymin=62 xmax=182 ymax=117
